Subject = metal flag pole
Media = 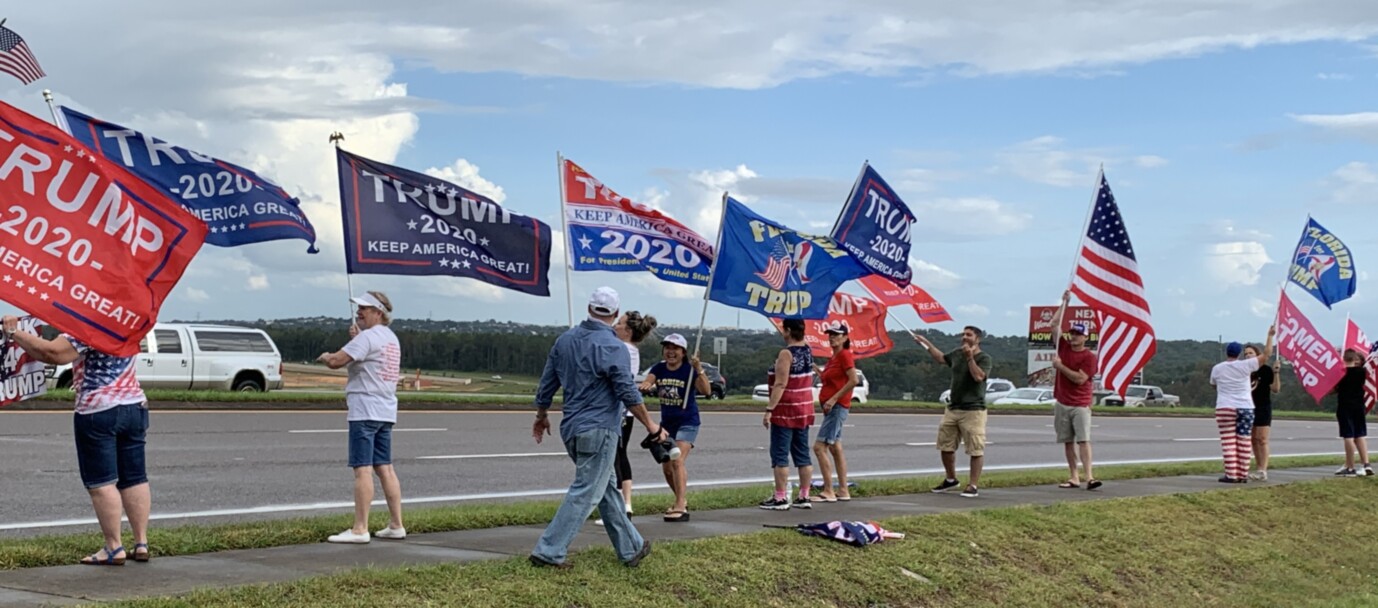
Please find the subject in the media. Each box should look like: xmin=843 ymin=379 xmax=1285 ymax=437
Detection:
xmin=555 ymin=152 xmax=574 ymax=327
xmin=692 ymin=192 xmax=729 ymax=357
xmin=829 ymin=160 xmax=869 ymax=236
xmin=40 ymin=89 xmax=59 ymax=126
xmin=855 ymin=279 xmax=917 ymax=339
xmin=1059 ymin=165 xmax=1104 ymax=352
xmin=329 ymin=131 xmax=356 ymax=324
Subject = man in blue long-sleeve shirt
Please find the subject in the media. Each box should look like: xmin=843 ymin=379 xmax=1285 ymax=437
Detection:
xmin=530 ymin=286 xmax=667 ymax=569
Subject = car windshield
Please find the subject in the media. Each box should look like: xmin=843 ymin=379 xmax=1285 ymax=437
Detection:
xmin=1007 ymin=388 xmax=1043 ymax=399
xmin=1127 ymin=387 xmax=1149 ymax=398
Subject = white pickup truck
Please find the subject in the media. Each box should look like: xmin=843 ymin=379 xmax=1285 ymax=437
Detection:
xmin=1100 ymin=385 xmax=1180 ymax=407
xmin=49 ymin=323 xmax=284 ymax=392
xmin=752 ymin=370 xmax=870 ymax=404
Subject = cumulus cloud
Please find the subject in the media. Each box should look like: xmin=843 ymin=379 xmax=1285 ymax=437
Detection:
xmin=998 ymin=136 xmax=1107 ymax=187
xmin=425 ymin=159 xmax=507 ymax=203
xmin=915 ymin=197 xmax=1032 ymax=237
xmin=246 ymin=275 xmax=271 ymax=291
xmin=1325 ymin=161 xmax=1378 ymax=204
xmin=1291 ymin=112 xmax=1378 ymax=142
xmin=1203 ymin=241 xmax=1272 ymax=287
xmin=1249 ymin=297 xmax=1275 ymax=318
xmin=185 ymin=288 xmax=210 ymax=302
xmin=911 ymin=258 xmax=961 ymax=289
xmin=956 ymin=304 xmax=990 ymax=316
xmin=1134 ymin=155 xmax=1168 ymax=168
xmin=1316 ymin=72 xmax=1353 ymax=80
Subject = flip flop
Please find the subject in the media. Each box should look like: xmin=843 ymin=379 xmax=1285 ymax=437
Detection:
xmin=1086 ymin=479 xmax=1103 ymax=491
xmin=132 ymin=543 xmax=150 ymax=563
xmin=663 ymin=510 xmax=690 ymax=522
xmin=809 ymin=495 xmax=838 ymax=503
xmin=1058 ymin=481 xmax=1080 ymax=489
xmin=80 ymin=546 xmax=125 ymax=566
xmin=836 ymin=496 xmax=852 ymax=502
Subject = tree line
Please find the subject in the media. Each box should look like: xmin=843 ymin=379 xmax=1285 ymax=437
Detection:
xmin=229 ymin=318 xmax=1337 ymax=411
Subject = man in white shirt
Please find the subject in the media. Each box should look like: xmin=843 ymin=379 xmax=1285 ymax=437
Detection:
xmin=1210 ymin=326 xmax=1274 ymax=483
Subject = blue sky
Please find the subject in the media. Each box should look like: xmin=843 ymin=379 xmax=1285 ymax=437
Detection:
xmin=3 ymin=2 xmax=1378 ymax=342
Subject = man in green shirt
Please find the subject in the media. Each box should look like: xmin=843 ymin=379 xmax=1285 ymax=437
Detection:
xmin=914 ymin=326 xmax=993 ymax=498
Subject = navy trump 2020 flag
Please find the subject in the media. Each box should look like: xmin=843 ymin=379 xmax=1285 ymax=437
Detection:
xmin=830 ymin=163 xmax=914 ymax=286
xmin=707 ymin=197 xmax=867 ymax=319
xmin=1288 ymin=217 xmax=1356 ymax=309
xmin=336 ymin=149 xmax=552 ymax=296
xmin=60 ymin=107 xmax=318 ymax=252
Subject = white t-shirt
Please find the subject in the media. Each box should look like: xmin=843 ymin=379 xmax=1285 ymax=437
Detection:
xmin=343 ymin=325 xmax=402 ymax=422
xmin=1210 ymin=358 xmax=1259 ymax=410
xmin=623 ymin=342 xmax=640 ymax=418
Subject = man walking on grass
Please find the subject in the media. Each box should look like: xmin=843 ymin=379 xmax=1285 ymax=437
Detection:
xmin=529 ymin=287 xmax=668 ymax=569
xmin=1050 ymin=291 xmax=1101 ymax=491
xmin=914 ymin=326 xmax=993 ymax=498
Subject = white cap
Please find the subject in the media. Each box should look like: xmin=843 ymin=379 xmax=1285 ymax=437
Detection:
xmin=588 ymin=286 xmax=620 ymax=316
xmin=351 ymin=293 xmax=386 ymax=310
xmin=660 ymin=333 xmax=688 ymax=350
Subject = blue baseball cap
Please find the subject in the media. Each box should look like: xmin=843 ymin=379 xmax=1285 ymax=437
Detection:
xmin=1226 ymin=342 xmax=1243 ymax=357
xmin=1067 ymin=322 xmax=1088 ymax=335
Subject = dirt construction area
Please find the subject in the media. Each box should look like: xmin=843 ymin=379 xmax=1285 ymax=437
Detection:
xmin=282 ymin=363 xmax=539 ymax=394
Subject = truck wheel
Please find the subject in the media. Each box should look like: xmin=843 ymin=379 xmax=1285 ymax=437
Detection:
xmin=57 ymin=372 xmax=73 ymax=389
xmin=233 ymin=377 xmax=265 ymax=392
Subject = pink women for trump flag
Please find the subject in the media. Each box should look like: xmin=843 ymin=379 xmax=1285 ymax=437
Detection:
xmin=1345 ymin=318 xmax=1378 ymax=413
xmin=1276 ymin=291 xmax=1345 ymax=403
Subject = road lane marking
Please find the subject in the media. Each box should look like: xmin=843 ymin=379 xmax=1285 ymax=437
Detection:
xmin=0 ymin=451 xmax=1343 ymax=531
xmin=1172 ymin=438 xmax=1220 ymax=442
xmin=417 ymin=452 xmax=564 ymax=460
xmin=288 ymin=428 xmax=448 ymax=434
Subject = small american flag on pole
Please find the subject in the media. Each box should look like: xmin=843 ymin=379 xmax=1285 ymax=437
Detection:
xmin=755 ymin=239 xmax=794 ymax=290
xmin=1069 ymin=170 xmax=1156 ymax=395
xmin=0 ymin=24 xmax=44 ymax=85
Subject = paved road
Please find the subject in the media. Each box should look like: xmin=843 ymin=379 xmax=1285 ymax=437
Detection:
xmin=0 ymin=409 xmax=1342 ymax=536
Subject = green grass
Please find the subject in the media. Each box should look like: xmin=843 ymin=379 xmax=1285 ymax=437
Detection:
xmin=116 ymin=475 xmax=1378 ymax=608
xmin=0 ymin=455 xmax=1338 ymax=571
xmin=20 ymin=390 xmax=1339 ymax=420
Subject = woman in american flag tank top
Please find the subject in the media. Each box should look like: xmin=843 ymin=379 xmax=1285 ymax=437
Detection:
xmin=759 ymin=318 xmax=816 ymax=511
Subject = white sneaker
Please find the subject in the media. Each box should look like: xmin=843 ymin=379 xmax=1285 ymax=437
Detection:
xmin=327 ymin=529 xmax=370 ymax=544
xmin=1248 ymin=471 xmax=1268 ymax=481
xmin=375 ymin=526 xmax=406 ymax=540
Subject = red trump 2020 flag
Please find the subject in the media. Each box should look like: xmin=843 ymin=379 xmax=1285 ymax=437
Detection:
xmin=1069 ymin=170 xmax=1155 ymax=396
xmin=0 ymin=101 xmax=207 ymax=356
xmin=772 ymin=292 xmax=894 ymax=359
xmin=857 ymin=274 xmax=952 ymax=323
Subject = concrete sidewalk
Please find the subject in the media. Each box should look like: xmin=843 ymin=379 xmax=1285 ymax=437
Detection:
xmin=0 ymin=466 xmax=1341 ymax=606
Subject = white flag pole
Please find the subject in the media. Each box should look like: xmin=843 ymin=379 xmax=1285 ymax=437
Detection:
xmin=555 ymin=152 xmax=575 ymax=327
xmin=1059 ymin=165 xmax=1103 ymax=352
xmin=40 ymin=89 xmax=59 ymax=126
xmin=829 ymin=160 xmax=869 ymax=236
xmin=330 ymin=132 xmax=356 ymax=324
xmin=856 ymin=279 xmax=917 ymax=339
xmin=692 ymin=192 xmax=729 ymax=357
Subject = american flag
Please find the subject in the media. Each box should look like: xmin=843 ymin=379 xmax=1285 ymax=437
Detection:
xmin=0 ymin=25 xmax=44 ymax=85
xmin=755 ymin=238 xmax=794 ymax=290
xmin=1069 ymin=171 xmax=1156 ymax=395
xmin=1365 ymin=342 xmax=1378 ymax=414
xmin=67 ymin=336 xmax=146 ymax=414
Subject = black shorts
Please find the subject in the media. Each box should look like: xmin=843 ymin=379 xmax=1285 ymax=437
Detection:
xmin=1337 ymin=407 xmax=1368 ymax=439
xmin=1254 ymin=403 xmax=1273 ymax=427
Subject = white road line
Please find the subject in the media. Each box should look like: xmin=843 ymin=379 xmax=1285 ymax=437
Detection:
xmin=1173 ymin=438 xmax=1221 ymax=442
xmin=0 ymin=451 xmax=1342 ymax=531
xmin=416 ymin=452 xmax=564 ymax=460
xmin=905 ymin=441 xmax=994 ymax=446
xmin=287 ymin=428 xmax=448 ymax=434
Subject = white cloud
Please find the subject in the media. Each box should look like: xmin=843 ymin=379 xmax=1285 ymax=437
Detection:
xmin=916 ymin=197 xmax=1032 ymax=237
xmin=998 ymin=136 xmax=1106 ymax=187
xmin=1316 ymin=72 xmax=1353 ymax=80
xmin=1249 ymin=297 xmax=1275 ymax=318
xmin=1325 ymin=161 xmax=1378 ymax=204
xmin=185 ymin=288 xmax=210 ymax=302
xmin=1179 ymin=300 xmax=1198 ymax=315
xmin=1203 ymin=241 xmax=1272 ymax=287
xmin=1215 ymin=310 xmax=1233 ymax=318
xmin=425 ymin=159 xmax=507 ymax=203
xmin=246 ymin=275 xmax=271 ymax=291
xmin=1291 ymin=112 xmax=1378 ymax=142
xmin=629 ymin=274 xmax=703 ymax=300
xmin=911 ymin=258 xmax=961 ymax=289
xmin=957 ymin=304 xmax=990 ymax=316
xmin=1134 ymin=155 xmax=1168 ymax=168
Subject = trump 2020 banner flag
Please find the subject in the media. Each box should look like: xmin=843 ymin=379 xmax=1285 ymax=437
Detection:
xmin=830 ymin=163 xmax=914 ymax=286
xmin=0 ymin=101 xmax=207 ymax=356
xmin=60 ymin=107 xmax=318 ymax=252
xmin=561 ymin=157 xmax=714 ymax=285
xmin=772 ymin=292 xmax=894 ymax=359
xmin=1276 ymin=290 xmax=1345 ymax=403
xmin=337 ymin=149 xmax=552 ymax=296
xmin=707 ymin=197 xmax=867 ymax=319
xmin=0 ymin=316 xmax=47 ymax=407
xmin=1288 ymin=217 xmax=1356 ymax=309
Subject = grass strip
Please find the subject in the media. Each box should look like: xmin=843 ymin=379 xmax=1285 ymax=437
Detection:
xmin=19 ymin=389 xmax=1338 ymax=419
xmin=0 ymin=455 xmax=1338 ymax=570
xmin=114 ymin=475 xmax=1378 ymax=608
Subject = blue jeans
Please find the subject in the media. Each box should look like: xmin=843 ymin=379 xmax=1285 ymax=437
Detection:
xmin=532 ymin=428 xmax=644 ymax=564
xmin=73 ymin=403 xmax=149 ymax=490
xmin=770 ymin=424 xmax=812 ymax=468
xmin=348 ymin=420 xmax=394 ymax=468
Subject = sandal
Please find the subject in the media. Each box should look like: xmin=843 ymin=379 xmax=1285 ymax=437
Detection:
xmin=1086 ymin=479 xmax=1103 ymax=491
xmin=1058 ymin=480 xmax=1080 ymax=489
xmin=133 ymin=543 xmax=150 ymax=562
xmin=836 ymin=495 xmax=852 ymax=502
xmin=80 ymin=546 xmax=125 ymax=566
xmin=663 ymin=510 xmax=691 ymax=523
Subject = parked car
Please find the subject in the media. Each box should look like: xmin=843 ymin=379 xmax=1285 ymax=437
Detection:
xmin=751 ymin=369 xmax=870 ymax=404
xmin=992 ymin=387 xmax=1055 ymax=405
xmin=1100 ymin=385 xmax=1180 ymax=407
xmin=633 ymin=362 xmax=727 ymax=399
xmin=47 ymin=323 xmax=284 ymax=392
xmin=939 ymin=378 xmax=1015 ymax=405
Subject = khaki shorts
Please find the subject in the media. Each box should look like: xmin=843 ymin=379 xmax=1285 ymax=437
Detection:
xmin=1054 ymin=402 xmax=1092 ymax=444
xmin=936 ymin=409 xmax=987 ymax=456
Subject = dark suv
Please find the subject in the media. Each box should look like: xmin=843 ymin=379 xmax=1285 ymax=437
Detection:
xmin=700 ymin=362 xmax=727 ymax=399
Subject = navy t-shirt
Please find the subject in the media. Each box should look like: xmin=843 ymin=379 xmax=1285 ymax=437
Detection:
xmin=649 ymin=361 xmax=701 ymax=428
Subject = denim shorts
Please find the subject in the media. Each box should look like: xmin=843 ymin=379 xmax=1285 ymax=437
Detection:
xmin=666 ymin=423 xmax=699 ymax=448
xmin=348 ymin=420 xmax=394 ymax=468
xmin=815 ymin=407 xmax=848 ymax=445
xmin=769 ymin=424 xmax=812 ymax=468
xmin=73 ymin=403 xmax=149 ymax=490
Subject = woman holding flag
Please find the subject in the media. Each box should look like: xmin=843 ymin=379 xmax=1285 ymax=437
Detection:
xmin=638 ymin=333 xmax=710 ymax=522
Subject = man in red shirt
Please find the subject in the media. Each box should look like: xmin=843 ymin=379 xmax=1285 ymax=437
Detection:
xmin=1051 ymin=291 xmax=1101 ymax=490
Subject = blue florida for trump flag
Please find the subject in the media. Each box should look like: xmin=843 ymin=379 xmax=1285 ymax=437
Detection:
xmin=60 ymin=107 xmax=318 ymax=252
xmin=1288 ymin=217 xmax=1356 ymax=309
xmin=707 ymin=197 xmax=868 ymax=319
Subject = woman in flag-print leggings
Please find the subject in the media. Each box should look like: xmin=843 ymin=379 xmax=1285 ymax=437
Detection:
xmin=1209 ymin=326 xmax=1274 ymax=483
